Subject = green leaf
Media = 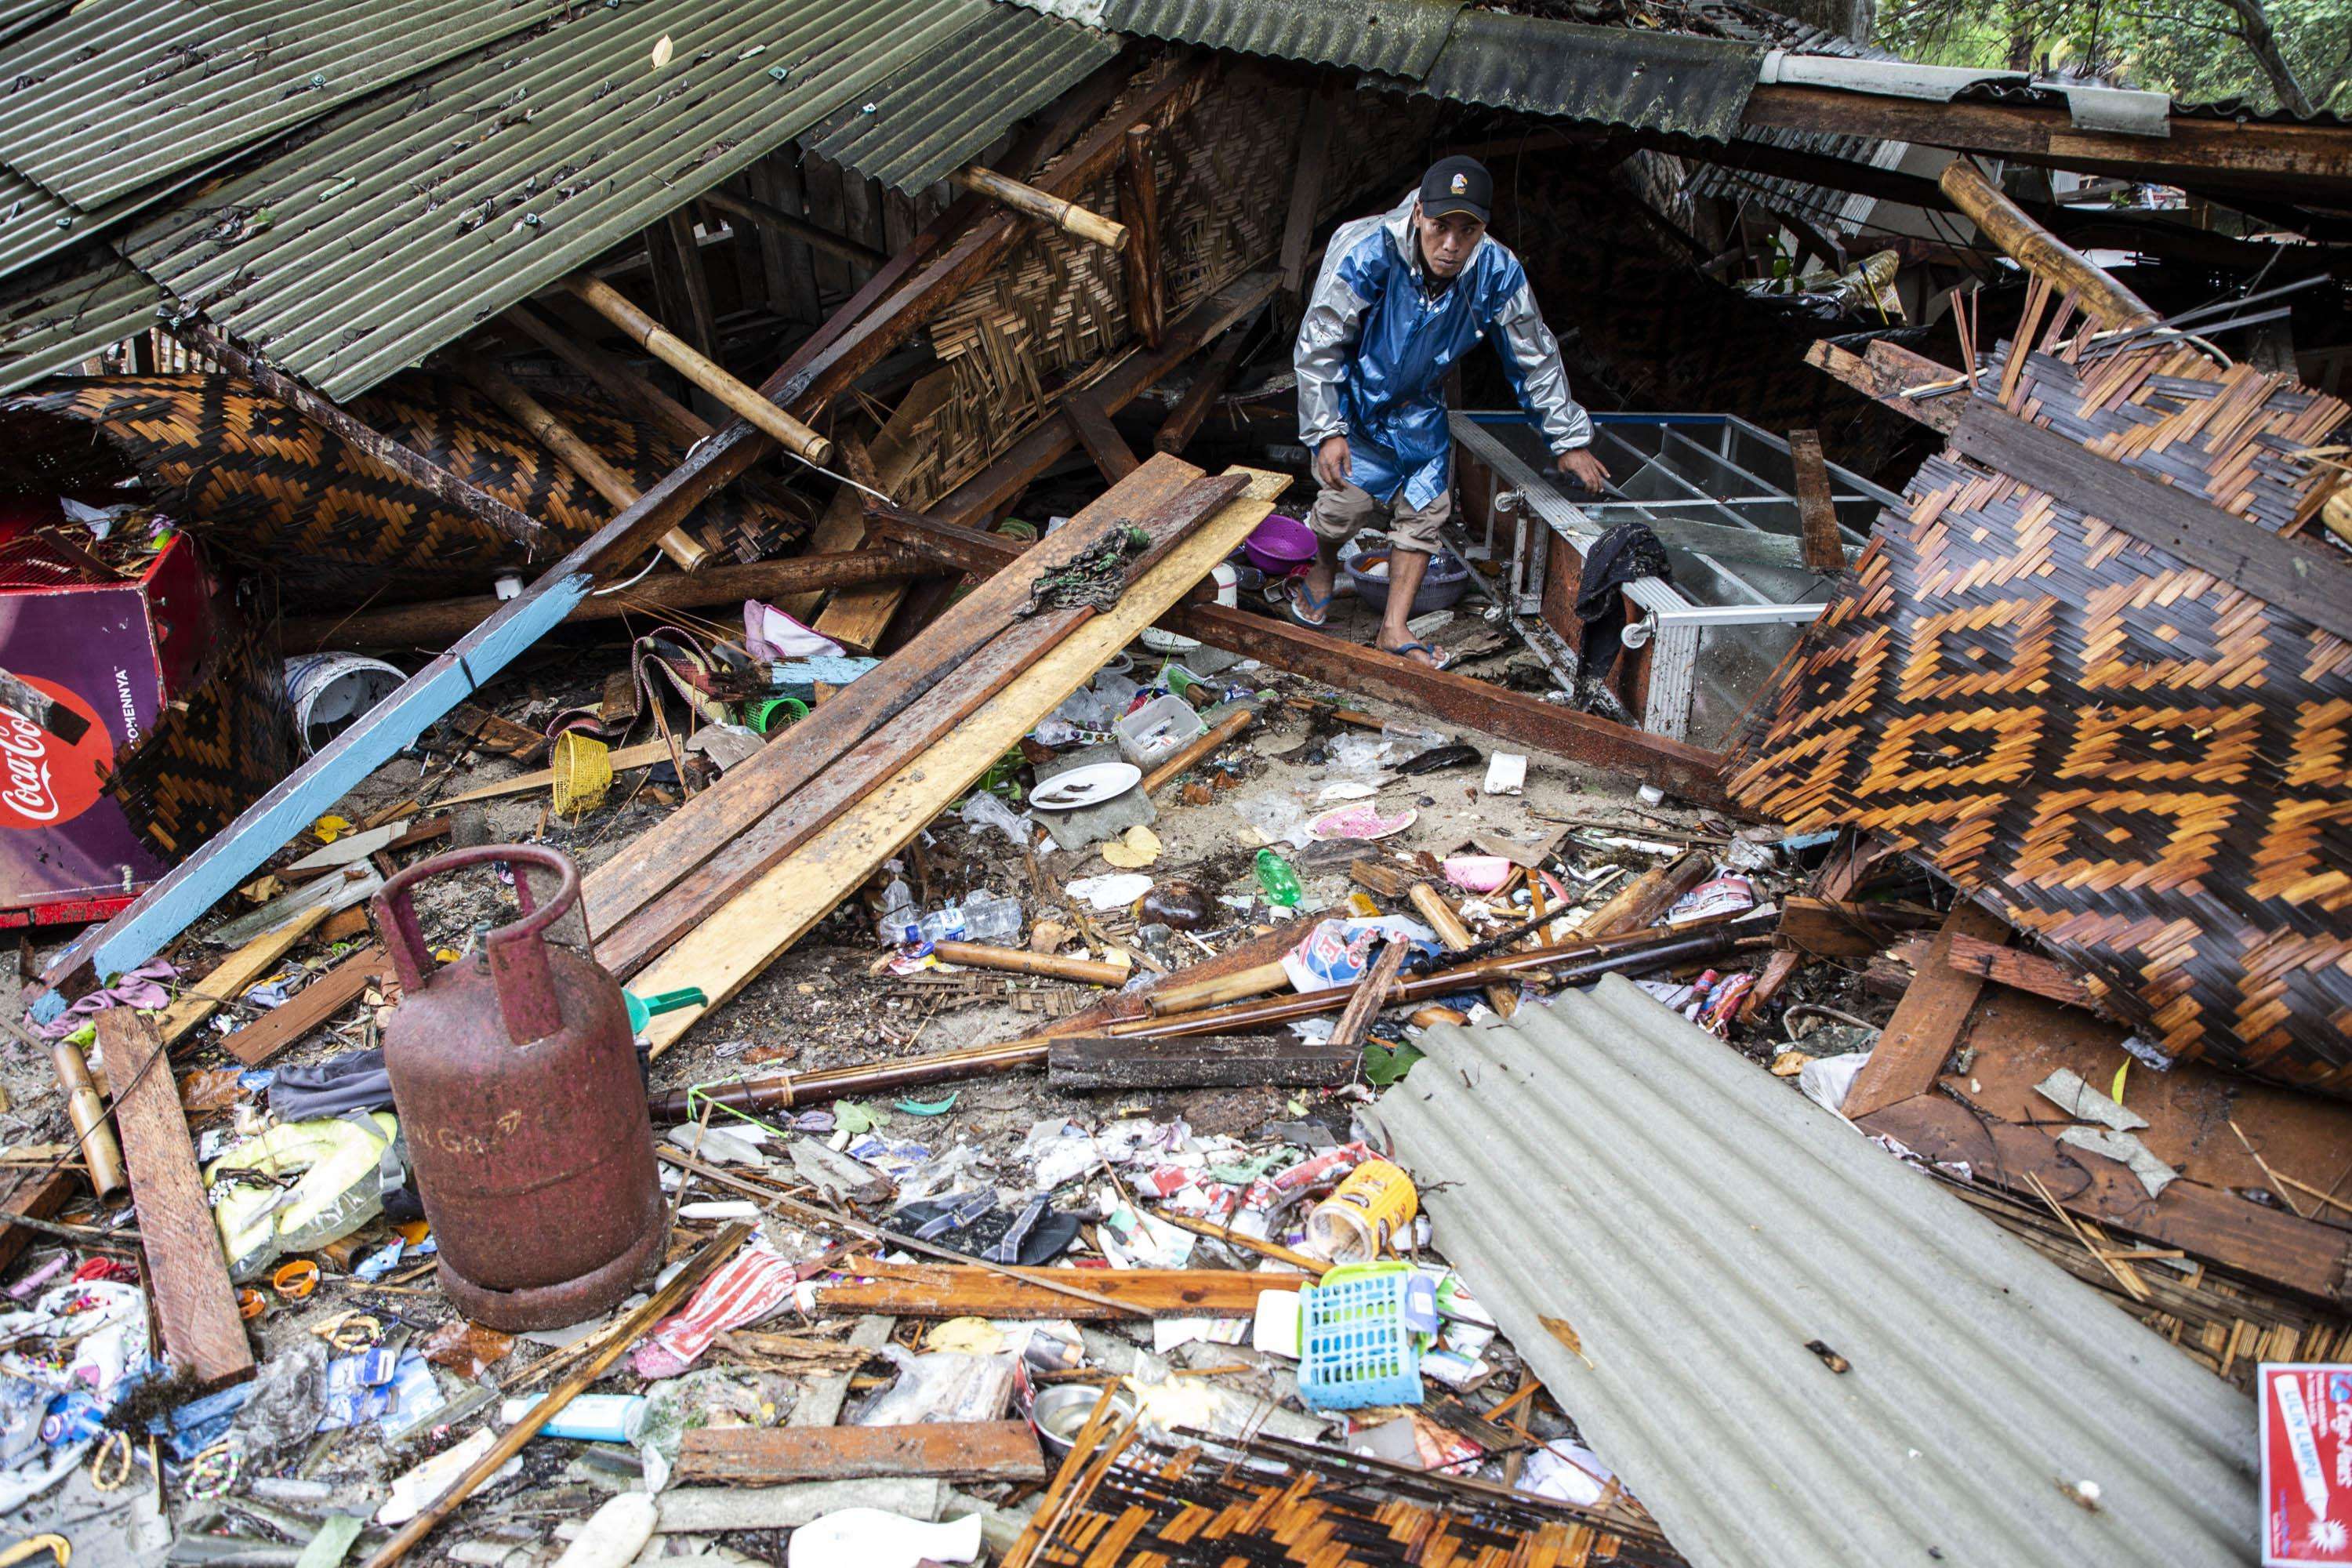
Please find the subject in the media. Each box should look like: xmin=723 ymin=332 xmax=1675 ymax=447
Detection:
xmin=895 ymin=1093 xmax=959 ymax=1117
xmin=1360 ymin=1043 xmax=1424 ymax=1087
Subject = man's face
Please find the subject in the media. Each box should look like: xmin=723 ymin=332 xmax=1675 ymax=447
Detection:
xmin=1413 ymin=202 xmax=1486 ymax=279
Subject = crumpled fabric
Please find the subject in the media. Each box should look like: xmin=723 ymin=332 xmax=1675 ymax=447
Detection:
xmin=0 ymin=1279 xmax=150 ymax=1515
xmin=32 ymin=959 xmax=177 ymax=1040
xmin=632 ymin=1243 xmax=799 ymax=1380
xmin=1574 ymin=521 xmax=1673 ymax=684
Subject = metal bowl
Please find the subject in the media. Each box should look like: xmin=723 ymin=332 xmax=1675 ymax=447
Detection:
xmin=1029 ymin=1381 xmax=1137 ymax=1459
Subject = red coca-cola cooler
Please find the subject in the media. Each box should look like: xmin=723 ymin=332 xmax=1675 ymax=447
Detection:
xmin=0 ymin=503 xmax=220 ymax=926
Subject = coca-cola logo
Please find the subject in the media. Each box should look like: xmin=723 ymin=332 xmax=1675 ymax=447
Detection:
xmin=0 ymin=677 xmax=110 ymax=831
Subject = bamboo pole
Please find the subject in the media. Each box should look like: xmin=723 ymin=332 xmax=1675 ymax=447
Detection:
xmin=562 ymin=277 xmax=836 ymax=466
xmin=1938 ymin=160 xmax=2161 ymax=333
xmin=52 ymin=1041 xmax=125 ymax=1196
xmin=456 ymin=353 xmax=708 ymax=572
xmin=1140 ymin=706 xmax=1253 ymax=794
xmin=359 ymin=1223 xmax=752 ymax=1568
xmin=953 ymin=166 xmax=1129 ymax=252
xmin=930 ymin=942 xmax=1128 ymax=986
xmin=1145 ymin=958 xmax=1290 ymax=1015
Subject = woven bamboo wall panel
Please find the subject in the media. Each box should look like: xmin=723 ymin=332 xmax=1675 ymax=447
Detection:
xmin=0 ymin=372 xmax=802 ymax=601
xmin=1729 ymin=336 xmax=2351 ymax=1096
xmin=106 ymin=595 xmax=289 ymax=858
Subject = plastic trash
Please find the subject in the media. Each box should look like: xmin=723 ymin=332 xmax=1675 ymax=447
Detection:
xmin=1302 ymin=1160 xmax=1420 ymax=1261
xmin=877 ymin=862 xmax=917 ymax=946
xmin=855 ymin=1347 xmax=1016 ymax=1427
xmin=958 ymin=791 xmax=1029 ymax=848
xmin=959 ymin=889 xmax=1023 ymax=944
xmin=1256 ymin=849 xmax=1302 ymax=907
xmin=787 ymin=1509 xmax=985 ymax=1568
xmin=499 ymin=1392 xmax=645 ymax=1443
xmin=208 ymin=1112 xmax=401 ymax=1282
xmin=1116 ymin=691 xmax=1209 ymax=766
xmin=554 ymin=1493 xmax=660 ymax=1568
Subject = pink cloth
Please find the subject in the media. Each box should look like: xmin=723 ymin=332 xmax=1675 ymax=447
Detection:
xmin=32 ymin=959 xmax=178 ymax=1040
xmin=632 ymin=1242 xmax=800 ymax=1379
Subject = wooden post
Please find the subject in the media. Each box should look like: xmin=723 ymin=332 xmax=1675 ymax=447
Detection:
xmin=1276 ymin=85 xmax=1338 ymax=310
xmin=953 ymin=165 xmax=1128 ymax=252
xmin=505 ymin=303 xmax=709 ymax=448
xmin=1116 ymin=124 xmax=1164 ymax=347
xmin=645 ymin=211 xmax=720 ymax=361
xmin=1064 ymin=399 xmax=1140 ymax=483
xmin=174 ymin=324 xmax=548 ymax=556
xmin=1786 ymin=429 xmax=1845 ymax=575
xmin=1938 ymin=160 xmax=2160 ymax=332
xmin=563 ymin=276 xmax=836 ymax=466
xmin=703 ymin=187 xmax=889 ymax=272
xmin=1154 ymin=310 xmax=1260 ymax=454
xmin=456 ymin=353 xmax=710 ymax=572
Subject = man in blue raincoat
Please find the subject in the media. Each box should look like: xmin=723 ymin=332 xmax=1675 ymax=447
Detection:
xmin=1291 ymin=154 xmax=1607 ymax=668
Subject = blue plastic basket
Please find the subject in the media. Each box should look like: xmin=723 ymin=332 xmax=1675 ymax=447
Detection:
xmin=1297 ymin=1261 xmax=1423 ymax=1410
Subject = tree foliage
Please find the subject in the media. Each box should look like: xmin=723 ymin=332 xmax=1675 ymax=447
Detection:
xmin=1877 ymin=0 xmax=2352 ymax=115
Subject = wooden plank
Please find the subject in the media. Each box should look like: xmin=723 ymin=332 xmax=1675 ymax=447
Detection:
xmin=221 ymin=946 xmax=394 ymax=1068
xmin=1804 ymin=340 xmax=1961 ymax=434
xmin=1841 ymin=901 xmax=2010 ymax=1120
xmin=1116 ymin=122 xmax=1164 ymax=347
xmin=0 ymin=1168 xmax=81 ymax=1276
xmin=1065 ymin=398 xmax=1140 ymax=483
xmin=593 ymin=463 xmax=1236 ymax=977
xmin=1773 ymin=895 xmax=1899 ymax=959
xmin=702 ymin=186 xmax=889 ymax=271
xmin=1046 ymin=1034 xmax=1358 ymax=1091
xmin=1328 ymin=938 xmax=1410 ymax=1050
xmin=648 ymin=211 xmax=721 ymax=361
xmin=1153 ymin=310 xmax=1258 ymax=456
xmin=1276 ymin=84 xmax=1337 ymax=302
xmin=815 ymin=1262 xmax=1306 ymax=1319
xmin=1951 ymin=399 xmax=2352 ymax=645
xmin=1577 ymin=850 xmax=1712 ymax=939
xmin=1857 ymin=1094 xmax=2352 ymax=1305
xmin=677 ymin=1423 xmax=1045 ymax=1487
xmin=1942 ymin=933 xmax=2093 ymax=1009
xmin=100 ymin=1011 xmax=252 ymax=1388
xmin=630 ymin=470 xmax=1287 ymax=1055
xmin=1786 ymin=429 xmax=1846 ymax=575
xmin=156 ymin=905 xmax=331 ymax=1051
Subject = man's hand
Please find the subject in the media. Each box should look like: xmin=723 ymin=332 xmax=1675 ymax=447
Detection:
xmin=1557 ymin=447 xmax=1610 ymax=493
xmin=1314 ymin=435 xmax=1352 ymax=491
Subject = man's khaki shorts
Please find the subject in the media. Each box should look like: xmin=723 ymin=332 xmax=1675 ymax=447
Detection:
xmin=1305 ymin=480 xmax=1451 ymax=556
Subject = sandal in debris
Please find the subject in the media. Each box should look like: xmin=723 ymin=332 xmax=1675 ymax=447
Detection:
xmin=1285 ymin=579 xmax=1335 ymax=628
xmin=1381 ymin=638 xmax=1448 ymax=670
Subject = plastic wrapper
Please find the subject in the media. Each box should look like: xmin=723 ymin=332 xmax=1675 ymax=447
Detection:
xmin=855 ymin=1347 xmax=1016 ymax=1427
xmin=419 ymin=1319 xmax=516 ymax=1380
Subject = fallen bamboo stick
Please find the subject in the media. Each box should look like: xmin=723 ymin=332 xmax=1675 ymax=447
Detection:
xmin=564 ymin=277 xmax=834 ymax=465
xmin=1140 ymin=706 xmax=1254 ymax=793
xmin=51 ymin=1040 xmax=125 ymax=1196
xmin=359 ymin=1223 xmax=752 ymax=1568
xmin=953 ymin=166 xmax=1127 ymax=251
xmin=931 ymin=942 xmax=1127 ymax=986
xmin=1939 ymin=160 xmax=2160 ymax=333
xmin=1410 ymin=882 xmax=1515 ymax=1018
xmin=1145 ymin=958 xmax=1289 ymax=1015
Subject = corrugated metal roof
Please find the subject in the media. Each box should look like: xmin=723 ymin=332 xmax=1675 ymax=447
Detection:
xmin=808 ymin=0 xmax=1119 ymax=191
xmin=1680 ymin=16 xmax=1901 ymax=235
xmin=0 ymin=0 xmax=567 ymax=209
xmin=0 ymin=256 xmax=161 ymax=393
xmin=1374 ymin=975 xmax=2257 ymax=1568
xmin=1099 ymin=0 xmax=1465 ymax=79
xmin=118 ymin=0 xmax=972 ymax=401
xmin=0 ymin=166 xmax=83 ymax=281
xmin=0 ymin=0 xmax=64 ymax=46
xmin=1403 ymin=11 xmax=1760 ymax=140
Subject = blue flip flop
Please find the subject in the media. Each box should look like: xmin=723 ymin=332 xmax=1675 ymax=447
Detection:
xmin=1286 ymin=580 xmax=1334 ymax=628
xmin=1382 ymin=639 xmax=1448 ymax=670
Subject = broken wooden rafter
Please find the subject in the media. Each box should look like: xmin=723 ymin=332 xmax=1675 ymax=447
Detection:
xmin=676 ymin=1422 xmax=1045 ymax=1487
xmin=281 ymin=549 xmax=917 ymax=652
xmin=955 ymin=165 xmax=1128 ymax=252
xmin=1804 ymin=339 xmax=1963 ymax=434
xmin=815 ymin=1261 xmax=1306 ymax=1319
xmin=1787 ymin=429 xmax=1846 ymax=575
xmin=1943 ymin=933 xmax=2095 ymax=1010
xmin=1064 ymin=398 xmax=1141 ymax=483
xmin=1939 ymin=160 xmax=2159 ymax=332
xmin=1841 ymin=902 xmax=2009 ymax=1120
xmin=1154 ymin=307 xmax=1261 ymax=455
xmin=701 ymin=186 xmax=890 ymax=273
xmin=1116 ymin=123 xmax=1165 ymax=347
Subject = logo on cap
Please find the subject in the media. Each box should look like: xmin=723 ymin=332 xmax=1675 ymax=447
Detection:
xmin=1450 ymin=173 xmax=1467 ymax=195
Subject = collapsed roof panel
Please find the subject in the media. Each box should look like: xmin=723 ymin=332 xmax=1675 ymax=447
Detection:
xmin=1378 ymin=977 xmax=2259 ymax=1568
xmin=0 ymin=254 xmax=160 ymax=393
xmin=1098 ymin=0 xmax=1466 ymax=80
xmin=0 ymin=0 xmax=570 ymax=209
xmin=1401 ymin=10 xmax=1761 ymax=140
xmin=807 ymin=0 xmax=1121 ymax=192
xmin=117 ymin=0 xmax=974 ymax=402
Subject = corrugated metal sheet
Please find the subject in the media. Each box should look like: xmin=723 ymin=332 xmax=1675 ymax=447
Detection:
xmin=1374 ymin=975 xmax=2256 ymax=1568
xmin=118 ymin=0 xmax=971 ymax=401
xmin=0 ymin=256 xmax=160 ymax=393
xmin=0 ymin=0 xmax=64 ymax=47
xmin=808 ymin=0 xmax=1119 ymax=191
xmin=1683 ymin=15 xmax=1903 ymax=233
xmin=1404 ymin=12 xmax=1760 ymax=140
xmin=0 ymin=166 xmax=83 ymax=282
xmin=0 ymin=0 xmax=567 ymax=209
xmin=1101 ymin=0 xmax=1464 ymax=80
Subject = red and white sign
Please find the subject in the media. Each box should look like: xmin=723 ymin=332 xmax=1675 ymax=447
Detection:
xmin=2264 ymin=1363 xmax=2352 ymax=1566
xmin=0 ymin=677 xmax=110 ymax=831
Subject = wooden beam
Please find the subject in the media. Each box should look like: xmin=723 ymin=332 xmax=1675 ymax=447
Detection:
xmin=0 ymin=1168 xmax=82 ymax=1275
xmin=677 ymin=1423 xmax=1045 ymax=1487
xmin=1116 ymin=123 xmax=1165 ymax=347
xmin=174 ymin=324 xmax=548 ymax=557
xmin=1741 ymin=82 xmax=2352 ymax=190
xmin=1786 ymin=429 xmax=1846 ymax=575
xmin=564 ymin=277 xmax=833 ymax=466
xmin=701 ymin=187 xmax=890 ymax=272
xmin=456 ymin=352 xmax=708 ymax=572
xmin=221 ymin=946 xmax=393 ymax=1067
xmin=100 ymin=1011 xmax=252 ymax=1389
xmin=953 ymin=165 xmax=1128 ymax=251
xmin=1047 ymin=1033 xmax=1359 ymax=1090
xmin=1939 ymin=160 xmax=2159 ymax=332
xmin=1842 ymin=901 xmax=2009 ymax=1120
xmin=1276 ymin=85 xmax=1337 ymax=303
xmin=815 ymin=1261 xmax=1305 ymax=1319
xmin=1329 ymin=937 xmax=1410 ymax=1050
xmin=283 ymin=549 xmax=915 ymax=652
xmin=1943 ymin=933 xmax=2094 ymax=1009
xmin=1951 ymin=399 xmax=2352 ymax=644
xmin=646 ymin=210 xmax=721 ymax=361
xmin=1581 ymin=849 xmax=1712 ymax=939
xmin=1154 ymin=310 xmax=1258 ymax=454
xmin=1065 ymin=398 xmax=1141 ymax=483
xmin=1804 ymin=339 xmax=1962 ymax=434
xmin=1859 ymin=1094 xmax=2352 ymax=1305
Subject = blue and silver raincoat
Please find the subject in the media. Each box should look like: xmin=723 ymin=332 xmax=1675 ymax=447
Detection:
xmin=1295 ymin=192 xmax=1592 ymax=509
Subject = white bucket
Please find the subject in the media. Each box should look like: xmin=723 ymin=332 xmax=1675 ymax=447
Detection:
xmin=284 ymin=653 xmax=404 ymax=755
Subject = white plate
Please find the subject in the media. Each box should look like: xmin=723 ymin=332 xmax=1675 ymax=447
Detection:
xmin=1029 ymin=760 xmax=1142 ymax=811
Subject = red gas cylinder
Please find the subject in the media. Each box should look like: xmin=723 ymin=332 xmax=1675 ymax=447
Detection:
xmin=374 ymin=844 xmax=667 ymax=1330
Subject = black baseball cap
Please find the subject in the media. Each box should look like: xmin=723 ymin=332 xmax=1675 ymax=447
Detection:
xmin=1419 ymin=154 xmax=1492 ymax=223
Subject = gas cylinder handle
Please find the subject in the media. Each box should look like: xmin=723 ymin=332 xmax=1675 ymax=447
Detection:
xmin=374 ymin=844 xmax=581 ymax=1046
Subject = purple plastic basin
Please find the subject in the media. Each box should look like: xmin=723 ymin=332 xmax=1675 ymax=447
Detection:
xmin=1242 ymin=514 xmax=1316 ymax=575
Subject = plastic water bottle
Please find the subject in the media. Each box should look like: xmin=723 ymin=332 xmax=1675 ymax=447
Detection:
xmin=1256 ymin=849 xmax=1302 ymax=908
xmin=960 ymin=891 xmax=1023 ymax=944
xmin=877 ymin=862 xmax=917 ymax=946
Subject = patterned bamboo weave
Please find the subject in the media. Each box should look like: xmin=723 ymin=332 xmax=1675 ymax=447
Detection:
xmin=1728 ymin=332 xmax=2351 ymax=1096
xmin=106 ymin=592 xmax=290 ymax=859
